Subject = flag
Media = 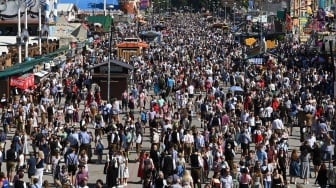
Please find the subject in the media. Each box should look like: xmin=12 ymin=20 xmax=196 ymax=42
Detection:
xmin=285 ymin=13 xmax=292 ymax=31
xmin=40 ymin=0 xmax=47 ymax=7
xmin=25 ymin=0 xmax=36 ymax=8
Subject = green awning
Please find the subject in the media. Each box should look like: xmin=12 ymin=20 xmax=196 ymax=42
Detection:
xmin=0 ymin=46 xmax=69 ymax=79
xmin=87 ymin=15 xmax=112 ymax=32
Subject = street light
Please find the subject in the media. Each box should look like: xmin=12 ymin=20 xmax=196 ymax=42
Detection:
xmin=225 ymin=2 xmax=227 ymax=20
xmin=17 ymin=3 xmax=22 ymax=63
xmin=107 ymin=5 xmax=114 ymax=102
xmin=233 ymin=3 xmax=236 ymax=30
xmin=22 ymin=29 xmax=29 ymax=59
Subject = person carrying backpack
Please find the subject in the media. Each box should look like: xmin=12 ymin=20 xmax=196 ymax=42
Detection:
xmin=110 ymin=131 xmax=119 ymax=153
xmin=13 ymin=171 xmax=27 ymax=188
xmin=190 ymin=150 xmax=202 ymax=188
xmin=6 ymin=144 xmax=17 ymax=185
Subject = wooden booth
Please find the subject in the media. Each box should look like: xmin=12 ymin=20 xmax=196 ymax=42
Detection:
xmin=117 ymin=41 xmax=148 ymax=62
xmin=90 ymin=60 xmax=133 ymax=100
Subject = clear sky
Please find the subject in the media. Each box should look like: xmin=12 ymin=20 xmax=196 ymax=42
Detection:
xmin=58 ymin=0 xmax=119 ymax=10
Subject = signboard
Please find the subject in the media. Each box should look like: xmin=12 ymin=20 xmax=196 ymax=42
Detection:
xmin=99 ymin=65 xmax=123 ymax=73
xmin=10 ymin=74 xmax=35 ymax=90
xmin=49 ymin=23 xmax=81 ymax=38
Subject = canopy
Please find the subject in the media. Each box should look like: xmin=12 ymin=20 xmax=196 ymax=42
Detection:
xmin=10 ymin=74 xmax=34 ymax=90
xmin=229 ymin=86 xmax=244 ymax=92
xmin=140 ymin=30 xmax=161 ymax=38
xmin=34 ymin=70 xmax=49 ymax=77
xmin=87 ymin=16 xmax=112 ymax=32
xmin=245 ymin=37 xmax=257 ymax=46
xmin=116 ymin=42 xmax=149 ymax=48
xmin=0 ymin=46 xmax=69 ymax=79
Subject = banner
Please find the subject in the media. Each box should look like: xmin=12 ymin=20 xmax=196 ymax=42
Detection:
xmin=10 ymin=74 xmax=35 ymax=90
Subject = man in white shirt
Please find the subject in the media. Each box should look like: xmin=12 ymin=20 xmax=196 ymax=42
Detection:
xmin=264 ymin=105 xmax=273 ymax=126
xmin=187 ymin=84 xmax=195 ymax=98
xmin=271 ymin=114 xmax=284 ymax=134
xmin=220 ymin=169 xmax=233 ymax=188
xmin=183 ymin=130 xmax=194 ymax=163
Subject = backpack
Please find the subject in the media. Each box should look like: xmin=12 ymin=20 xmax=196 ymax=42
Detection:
xmin=112 ymin=133 xmax=119 ymax=144
xmin=2 ymin=179 xmax=9 ymax=188
xmin=103 ymin=107 xmax=109 ymax=115
xmin=163 ymin=156 xmax=174 ymax=171
xmin=176 ymin=165 xmax=184 ymax=177
xmin=171 ymin=131 xmax=178 ymax=143
xmin=190 ymin=154 xmax=200 ymax=168
xmin=6 ymin=149 xmax=16 ymax=161
xmin=14 ymin=180 xmax=27 ymax=188
xmin=211 ymin=116 xmax=220 ymax=127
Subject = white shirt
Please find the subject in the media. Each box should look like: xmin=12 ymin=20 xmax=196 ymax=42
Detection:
xmin=136 ymin=134 xmax=142 ymax=144
xmin=183 ymin=134 xmax=194 ymax=144
xmin=265 ymin=106 xmax=273 ymax=118
xmin=187 ymin=85 xmax=195 ymax=95
xmin=306 ymin=136 xmax=316 ymax=148
xmin=221 ymin=175 xmax=233 ymax=188
xmin=272 ymin=119 xmax=284 ymax=130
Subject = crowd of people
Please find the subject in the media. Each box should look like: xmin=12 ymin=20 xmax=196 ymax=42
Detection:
xmin=0 ymin=8 xmax=335 ymax=188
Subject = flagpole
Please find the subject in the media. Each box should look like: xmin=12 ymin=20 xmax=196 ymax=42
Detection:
xmin=25 ymin=6 xmax=28 ymax=59
xmin=104 ymin=0 xmax=106 ymax=16
xmin=18 ymin=6 xmax=22 ymax=63
xmin=39 ymin=3 xmax=42 ymax=55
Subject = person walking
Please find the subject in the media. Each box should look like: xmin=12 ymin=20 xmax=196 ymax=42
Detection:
xmin=35 ymin=151 xmax=45 ymax=188
xmin=6 ymin=144 xmax=17 ymax=185
xmin=27 ymin=153 xmax=36 ymax=184
xmin=79 ymin=126 xmax=92 ymax=163
xmin=315 ymin=163 xmax=328 ymax=188
xmin=300 ymin=142 xmax=311 ymax=184
xmin=289 ymin=149 xmax=300 ymax=184
xmin=66 ymin=148 xmax=79 ymax=185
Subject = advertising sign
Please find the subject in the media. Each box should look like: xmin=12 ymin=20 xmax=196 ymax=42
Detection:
xmin=10 ymin=74 xmax=35 ymax=90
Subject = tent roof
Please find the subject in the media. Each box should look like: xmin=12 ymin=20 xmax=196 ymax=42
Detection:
xmin=116 ymin=42 xmax=148 ymax=48
xmin=87 ymin=16 xmax=112 ymax=32
xmin=0 ymin=46 xmax=69 ymax=79
xmin=90 ymin=59 xmax=133 ymax=70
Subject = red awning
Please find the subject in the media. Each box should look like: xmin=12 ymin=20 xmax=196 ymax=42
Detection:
xmin=10 ymin=74 xmax=35 ymax=90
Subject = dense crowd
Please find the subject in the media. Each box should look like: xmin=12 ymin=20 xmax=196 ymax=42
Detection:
xmin=0 ymin=10 xmax=335 ymax=188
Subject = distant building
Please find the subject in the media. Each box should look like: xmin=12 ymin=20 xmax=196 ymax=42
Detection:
xmin=57 ymin=3 xmax=79 ymax=22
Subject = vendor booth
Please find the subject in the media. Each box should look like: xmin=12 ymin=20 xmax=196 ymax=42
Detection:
xmin=10 ymin=74 xmax=35 ymax=90
xmin=117 ymin=41 xmax=148 ymax=62
xmin=90 ymin=60 xmax=133 ymax=100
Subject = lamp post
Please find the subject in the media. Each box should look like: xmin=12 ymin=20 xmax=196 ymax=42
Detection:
xmin=22 ymin=29 xmax=29 ymax=59
xmin=107 ymin=5 xmax=114 ymax=102
xmin=17 ymin=3 xmax=22 ymax=63
xmin=233 ymin=3 xmax=236 ymax=30
xmin=151 ymin=2 xmax=154 ymax=29
xmin=330 ymin=40 xmax=335 ymax=97
xmin=38 ymin=2 xmax=42 ymax=55
xmin=24 ymin=4 xmax=29 ymax=59
xmin=225 ymin=2 xmax=227 ymax=20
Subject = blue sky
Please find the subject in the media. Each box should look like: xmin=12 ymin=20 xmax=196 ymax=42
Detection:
xmin=58 ymin=0 xmax=119 ymax=10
